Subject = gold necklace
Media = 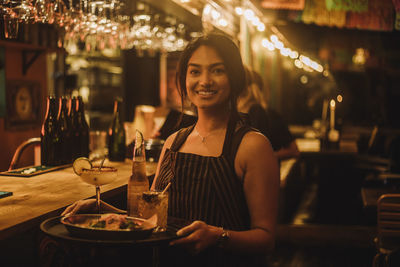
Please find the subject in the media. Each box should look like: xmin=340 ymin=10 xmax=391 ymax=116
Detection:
xmin=193 ymin=128 xmax=209 ymax=143
xmin=193 ymin=127 xmax=225 ymax=143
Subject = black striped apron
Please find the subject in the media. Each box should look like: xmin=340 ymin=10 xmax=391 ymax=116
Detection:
xmin=155 ymin=116 xmax=267 ymax=267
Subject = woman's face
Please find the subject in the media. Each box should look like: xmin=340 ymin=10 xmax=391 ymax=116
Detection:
xmin=185 ymin=45 xmax=231 ymax=110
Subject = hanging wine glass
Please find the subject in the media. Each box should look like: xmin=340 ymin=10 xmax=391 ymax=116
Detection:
xmin=3 ymin=12 xmax=19 ymax=38
xmin=12 ymin=0 xmax=37 ymax=23
xmin=0 ymin=0 xmax=12 ymax=16
xmin=35 ymin=0 xmax=53 ymax=24
xmin=1 ymin=0 xmax=19 ymax=39
xmin=52 ymin=0 xmax=66 ymax=27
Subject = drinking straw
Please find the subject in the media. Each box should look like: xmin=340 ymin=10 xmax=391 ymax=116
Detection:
xmin=161 ymin=182 xmax=171 ymax=194
xmin=98 ymin=156 xmax=106 ymax=170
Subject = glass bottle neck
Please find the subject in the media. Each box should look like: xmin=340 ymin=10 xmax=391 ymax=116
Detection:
xmin=45 ymin=97 xmax=57 ymax=120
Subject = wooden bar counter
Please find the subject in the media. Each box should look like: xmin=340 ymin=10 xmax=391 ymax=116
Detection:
xmin=1 ymin=157 xmax=295 ymax=241
xmin=0 ymin=159 xmax=157 ymax=241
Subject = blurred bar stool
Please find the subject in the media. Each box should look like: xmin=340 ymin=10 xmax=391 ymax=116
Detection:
xmin=8 ymin=137 xmax=41 ymax=171
xmin=373 ymin=194 xmax=400 ymax=267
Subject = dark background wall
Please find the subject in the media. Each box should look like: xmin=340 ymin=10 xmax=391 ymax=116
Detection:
xmin=122 ymin=50 xmax=160 ymax=122
xmin=276 ymin=21 xmax=400 ymax=128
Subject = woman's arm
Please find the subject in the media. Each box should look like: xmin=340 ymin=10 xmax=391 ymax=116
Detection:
xmin=170 ymin=131 xmax=280 ymax=254
xmin=231 ymin=131 xmax=280 ymax=252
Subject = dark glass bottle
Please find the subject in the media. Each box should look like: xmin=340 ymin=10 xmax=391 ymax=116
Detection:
xmin=57 ymin=96 xmax=72 ymax=165
xmin=77 ymin=96 xmax=90 ymax=158
xmin=68 ymin=96 xmax=80 ymax=161
xmin=108 ymin=99 xmax=126 ymax=162
xmin=40 ymin=96 xmax=59 ymax=166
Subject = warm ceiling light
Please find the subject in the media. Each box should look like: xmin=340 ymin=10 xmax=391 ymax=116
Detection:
xmin=257 ymin=23 xmax=265 ymax=32
xmin=244 ymin=9 xmax=254 ymax=20
xmin=235 ymin=7 xmax=243 ymax=15
xmin=270 ymin=34 xmax=278 ymax=43
xmin=218 ymin=18 xmax=228 ymax=27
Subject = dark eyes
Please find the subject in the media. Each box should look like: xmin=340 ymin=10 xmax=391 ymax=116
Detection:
xmin=213 ymin=68 xmax=226 ymax=74
xmin=188 ymin=67 xmax=226 ymax=75
xmin=189 ymin=69 xmax=200 ymax=75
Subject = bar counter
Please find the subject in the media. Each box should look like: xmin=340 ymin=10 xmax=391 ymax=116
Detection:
xmin=0 ymin=158 xmax=296 ymax=241
xmin=0 ymin=159 xmax=157 ymax=241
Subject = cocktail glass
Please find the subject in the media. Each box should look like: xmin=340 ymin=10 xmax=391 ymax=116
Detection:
xmin=138 ymin=191 xmax=168 ymax=232
xmin=79 ymin=166 xmax=118 ymax=213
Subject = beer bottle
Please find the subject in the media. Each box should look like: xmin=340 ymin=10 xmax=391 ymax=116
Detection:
xmin=127 ymin=130 xmax=149 ymax=217
xmin=40 ymin=96 xmax=59 ymax=166
xmin=107 ymin=99 xmax=126 ymax=162
xmin=77 ymin=96 xmax=90 ymax=158
xmin=57 ymin=96 xmax=72 ymax=164
xmin=68 ymin=96 xmax=80 ymax=161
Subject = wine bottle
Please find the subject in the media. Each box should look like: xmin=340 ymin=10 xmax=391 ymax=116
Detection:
xmin=77 ymin=96 xmax=90 ymax=158
xmin=40 ymin=96 xmax=59 ymax=166
xmin=107 ymin=99 xmax=126 ymax=162
xmin=68 ymin=96 xmax=80 ymax=161
xmin=57 ymin=96 xmax=72 ymax=164
xmin=127 ymin=130 xmax=149 ymax=217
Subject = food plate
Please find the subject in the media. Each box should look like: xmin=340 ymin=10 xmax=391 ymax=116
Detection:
xmin=61 ymin=214 xmax=156 ymax=240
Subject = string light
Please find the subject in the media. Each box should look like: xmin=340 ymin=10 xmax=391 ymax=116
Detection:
xmin=233 ymin=1 xmax=325 ymax=75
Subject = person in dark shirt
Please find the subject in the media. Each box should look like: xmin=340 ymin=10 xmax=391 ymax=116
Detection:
xmin=238 ymin=67 xmax=299 ymax=160
xmin=155 ymin=109 xmax=197 ymax=141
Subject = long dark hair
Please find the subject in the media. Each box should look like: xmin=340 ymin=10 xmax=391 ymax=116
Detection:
xmin=175 ymin=33 xmax=246 ymax=119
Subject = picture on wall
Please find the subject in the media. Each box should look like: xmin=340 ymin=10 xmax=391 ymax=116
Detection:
xmin=5 ymin=80 xmax=41 ymax=130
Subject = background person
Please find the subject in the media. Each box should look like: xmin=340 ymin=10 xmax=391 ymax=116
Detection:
xmin=238 ymin=67 xmax=299 ymax=161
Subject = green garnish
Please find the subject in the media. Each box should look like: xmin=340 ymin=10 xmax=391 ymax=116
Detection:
xmin=90 ymin=220 xmax=106 ymax=228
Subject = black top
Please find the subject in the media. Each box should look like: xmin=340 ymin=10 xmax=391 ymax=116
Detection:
xmin=158 ymin=109 xmax=197 ymax=141
xmin=246 ymin=104 xmax=294 ymax=151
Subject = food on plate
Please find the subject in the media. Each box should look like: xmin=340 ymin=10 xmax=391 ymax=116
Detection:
xmin=74 ymin=213 xmax=142 ymax=230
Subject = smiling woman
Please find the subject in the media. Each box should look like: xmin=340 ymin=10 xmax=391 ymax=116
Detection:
xmin=151 ymin=33 xmax=280 ymax=266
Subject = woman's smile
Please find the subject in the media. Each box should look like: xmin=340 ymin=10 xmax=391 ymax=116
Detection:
xmin=194 ymin=89 xmax=218 ymax=96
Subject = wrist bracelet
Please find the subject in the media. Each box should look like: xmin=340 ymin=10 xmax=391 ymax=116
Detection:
xmin=217 ymin=227 xmax=230 ymax=248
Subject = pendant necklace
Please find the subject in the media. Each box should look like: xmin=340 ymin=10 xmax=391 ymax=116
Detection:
xmin=193 ymin=128 xmax=210 ymax=143
xmin=193 ymin=127 xmax=225 ymax=143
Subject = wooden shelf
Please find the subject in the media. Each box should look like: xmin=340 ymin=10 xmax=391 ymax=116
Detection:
xmin=0 ymin=40 xmax=46 ymax=51
xmin=0 ymin=40 xmax=64 ymax=75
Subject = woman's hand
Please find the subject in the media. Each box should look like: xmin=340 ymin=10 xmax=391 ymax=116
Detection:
xmin=169 ymin=221 xmax=222 ymax=254
xmin=61 ymin=199 xmax=97 ymax=216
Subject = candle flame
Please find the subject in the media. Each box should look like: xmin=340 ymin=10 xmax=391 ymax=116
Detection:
xmin=330 ymin=99 xmax=335 ymax=108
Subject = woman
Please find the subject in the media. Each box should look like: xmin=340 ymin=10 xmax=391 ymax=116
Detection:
xmin=63 ymin=33 xmax=279 ymax=266
xmin=151 ymin=33 xmax=279 ymax=266
xmin=238 ymin=67 xmax=299 ymax=160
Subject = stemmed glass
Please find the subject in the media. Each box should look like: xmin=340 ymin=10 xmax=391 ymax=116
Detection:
xmin=1 ymin=0 xmax=18 ymax=39
xmin=73 ymin=157 xmax=118 ymax=214
xmin=11 ymin=0 xmax=37 ymax=23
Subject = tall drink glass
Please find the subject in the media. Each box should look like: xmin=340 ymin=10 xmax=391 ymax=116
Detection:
xmin=138 ymin=191 xmax=168 ymax=231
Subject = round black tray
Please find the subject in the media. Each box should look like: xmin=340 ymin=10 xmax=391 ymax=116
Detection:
xmin=40 ymin=216 xmax=180 ymax=246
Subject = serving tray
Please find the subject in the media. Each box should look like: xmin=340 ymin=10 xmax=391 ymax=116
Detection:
xmin=0 ymin=164 xmax=71 ymax=177
xmin=40 ymin=216 xmax=183 ymax=246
